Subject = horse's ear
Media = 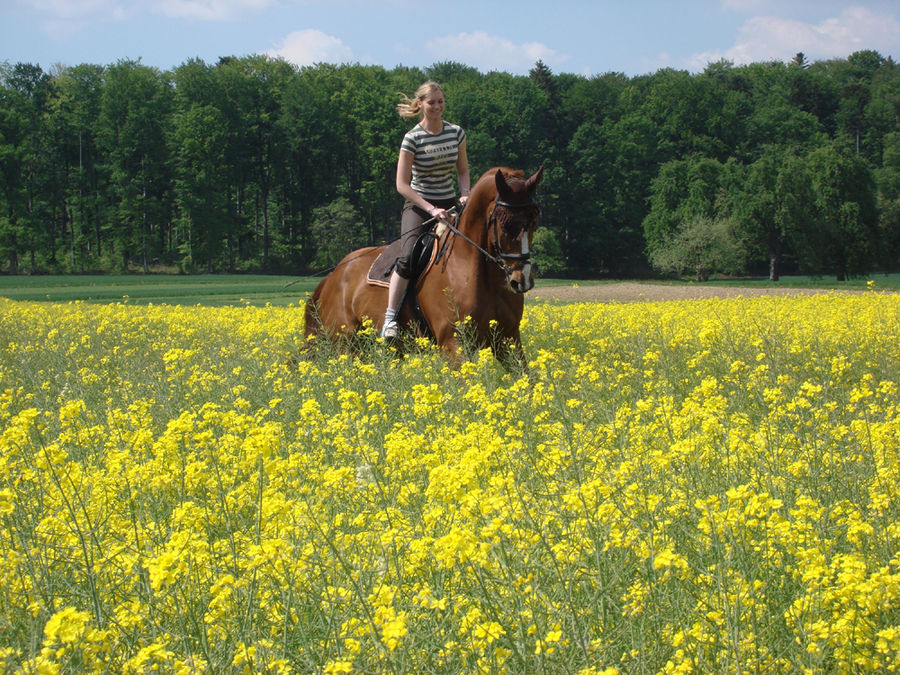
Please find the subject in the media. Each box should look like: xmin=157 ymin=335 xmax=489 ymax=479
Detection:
xmin=495 ymin=169 xmax=511 ymax=198
xmin=525 ymin=165 xmax=544 ymax=191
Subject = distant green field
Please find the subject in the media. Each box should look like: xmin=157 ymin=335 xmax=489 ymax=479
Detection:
xmin=0 ymin=273 xmax=897 ymax=306
xmin=534 ymin=273 xmax=900 ymax=290
xmin=0 ymin=275 xmax=320 ymax=306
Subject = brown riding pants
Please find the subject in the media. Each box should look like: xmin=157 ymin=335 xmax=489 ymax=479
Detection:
xmin=395 ymin=197 xmax=457 ymax=279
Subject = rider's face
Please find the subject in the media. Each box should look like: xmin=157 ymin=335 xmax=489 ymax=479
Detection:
xmin=421 ymin=90 xmax=445 ymax=121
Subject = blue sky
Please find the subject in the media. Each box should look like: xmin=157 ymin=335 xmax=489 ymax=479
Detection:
xmin=2 ymin=0 xmax=898 ymax=77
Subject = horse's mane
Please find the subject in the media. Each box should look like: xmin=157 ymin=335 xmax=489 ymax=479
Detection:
xmin=470 ymin=167 xmax=523 ymax=201
xmin=464 ymin=167 xmax=525 ymax=219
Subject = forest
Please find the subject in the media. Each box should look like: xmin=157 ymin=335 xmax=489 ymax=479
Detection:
xmin=1 ymin=50 xmax=898 ymax=280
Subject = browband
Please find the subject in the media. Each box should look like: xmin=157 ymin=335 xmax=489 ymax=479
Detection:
xmin=494 ymin=199 xmax=533 ymax=209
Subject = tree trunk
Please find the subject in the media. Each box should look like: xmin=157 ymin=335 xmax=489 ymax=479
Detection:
xmin=769 ymin=255 xmax=780 ymax=282
xmin=8 ymin=221 xmax=19 ymax=274
xmin=69 ymin=208 xmax=76 ymax=269
xmin=142 ymin=173 xmax=149 ymax=274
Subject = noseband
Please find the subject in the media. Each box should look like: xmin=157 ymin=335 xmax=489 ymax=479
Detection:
xmin=488 ymin=198 xmax=539 ymax=275
xmin=439 ymin=196 xmax=539 ymax=280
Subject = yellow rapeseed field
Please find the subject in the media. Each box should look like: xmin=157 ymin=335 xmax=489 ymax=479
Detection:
xmin=0 ymin=292 xmax=898 ymax=674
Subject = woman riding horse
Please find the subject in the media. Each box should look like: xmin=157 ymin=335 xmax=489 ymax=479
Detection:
xmin=304 ymin=164 xmax=544 ymax=366
xmin=383 ymin=80 xmax=469 ymax=338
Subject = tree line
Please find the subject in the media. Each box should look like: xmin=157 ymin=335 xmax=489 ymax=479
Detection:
xmin=1 ymin=50 xmax=898 ymax=280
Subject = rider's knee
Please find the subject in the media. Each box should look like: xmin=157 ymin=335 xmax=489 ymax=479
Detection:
xmin=395 ymin=257 xmax=413 ymax=279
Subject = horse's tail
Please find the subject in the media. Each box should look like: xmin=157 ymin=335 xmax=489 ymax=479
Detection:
xmin=304 ymin=280 xmax=325 ymax=338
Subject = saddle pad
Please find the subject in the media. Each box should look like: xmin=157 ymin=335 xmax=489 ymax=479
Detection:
xmin=366 ymin=235 xmax=440 ymax=288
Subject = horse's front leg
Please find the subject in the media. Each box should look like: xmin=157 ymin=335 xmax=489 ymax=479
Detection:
xmin=492 ymin=333 xmax=528 ymax=375
xmin=437 ymin=333 xmax=466 ymax=369
xmin=429 ymin=317 xmax=467 ymax=369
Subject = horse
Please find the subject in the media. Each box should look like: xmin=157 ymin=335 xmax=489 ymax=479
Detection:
xmin=304 ymin=165 xmax=544 ymax=366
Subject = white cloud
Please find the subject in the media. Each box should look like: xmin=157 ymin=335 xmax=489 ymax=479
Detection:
xmin=23 ymin=0 xmax=122 ymax=18
xmin=267 ymin=29 xmax=354 ymax=66
xmin=21 ymin=0 xmax=275 ymax=24
xmin=689 ymin=5 xmax=900 ymax=70
xmin=426 ymin=31 xmax=567 ymax=74
xmin=721 ymin=0 xmax=857 ymax=14
xmin=20 ymin=0 xmax=134 ymax=23
xmin=156 ymin=0 xmax=274 ymax=21
xmin=19 ymin=0 xmax=126 ymax=38
xmin=720 ymin=0 xmax=776 ymax=11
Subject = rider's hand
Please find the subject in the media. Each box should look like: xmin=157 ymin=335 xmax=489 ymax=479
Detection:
xmin=429 ymin=206 xmax=450 ymax=222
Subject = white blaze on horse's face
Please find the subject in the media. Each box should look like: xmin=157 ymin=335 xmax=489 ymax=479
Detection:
xmin=519 ymin=231 xmax=534 ymax=292
xmin=506 ymin=228 xmax=534 ymax=294
xmin=493 ymin=166 xmax=543 ymax=295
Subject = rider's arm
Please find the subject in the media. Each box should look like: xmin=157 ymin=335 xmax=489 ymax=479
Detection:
xmin=396 ymin=150 xmax=440 ymax=215
xmin=457 ymin=139 xmax=470 ymax=204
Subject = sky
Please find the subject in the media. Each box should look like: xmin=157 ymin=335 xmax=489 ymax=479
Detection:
xmin=2 ymin=0 xmax=898 ymax=78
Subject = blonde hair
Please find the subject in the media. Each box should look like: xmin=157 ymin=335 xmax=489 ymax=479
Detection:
xmin=396 ymin=80 xmax=443 ymax=118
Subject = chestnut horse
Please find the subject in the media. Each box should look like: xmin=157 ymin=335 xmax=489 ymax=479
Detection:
xmin=304 ymin=166 xmax=543 ymax=365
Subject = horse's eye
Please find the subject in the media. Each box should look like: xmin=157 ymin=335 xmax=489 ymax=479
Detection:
xmin=505 ymin=224 xmax=524 ymax=238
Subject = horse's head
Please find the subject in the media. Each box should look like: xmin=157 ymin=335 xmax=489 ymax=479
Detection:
xmin=491 ymin=166 xmax=544 ymax=293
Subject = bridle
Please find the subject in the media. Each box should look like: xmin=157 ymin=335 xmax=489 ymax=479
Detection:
xmin=440 ymin=197 xmax=540 ymax=279
xmin=488 ymin=198 xmax=539 ymax=274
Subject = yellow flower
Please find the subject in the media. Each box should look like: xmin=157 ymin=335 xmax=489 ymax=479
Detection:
xmin=323 ymin=659 xmax=354 ymax=674
xmin=43 ymin=607 xmax=90 ymax=646
xmin=0 ymin=488 xmax=14 ymax=515
xmin=1 ymin=292 xmax=898 ymax=672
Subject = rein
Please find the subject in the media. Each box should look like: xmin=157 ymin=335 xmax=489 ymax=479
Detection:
xmin=489 ymin=199 xmax=536 ymax=269
xmin=439 ymin=210 xmax=503 ymax=268
xmin=284 ymin=193 xmax=538 ymax=289
xmin=441 ymin=198 xmax=537 ymax=278
xmin=282 ymin=212 xmax=449 ymax=287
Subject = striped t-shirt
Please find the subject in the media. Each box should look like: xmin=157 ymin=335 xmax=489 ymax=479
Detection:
xmin=400 ymin=120 xmax=466 ymax=201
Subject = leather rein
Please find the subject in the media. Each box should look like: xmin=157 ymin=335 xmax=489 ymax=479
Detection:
xmin=440 ymin=198 xmax=539 ymax=278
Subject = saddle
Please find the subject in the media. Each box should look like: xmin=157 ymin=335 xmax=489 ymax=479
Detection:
xmin=366 ymin=229 xmax=442 ymax=288
xmin=366 ymin=228 xmax=446 ymax=340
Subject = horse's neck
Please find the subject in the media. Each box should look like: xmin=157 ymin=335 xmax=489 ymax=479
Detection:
xmin=453 ymin=211 xmax=490 ymax=267
xmin=450 ymin=210 xmax=507 ymax=286
xmin=460 ymin=220 xmax=488 ymax=251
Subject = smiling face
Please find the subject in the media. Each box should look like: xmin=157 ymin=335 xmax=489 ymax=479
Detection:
xmin=419 ymin=87 xmax=445 ymax=125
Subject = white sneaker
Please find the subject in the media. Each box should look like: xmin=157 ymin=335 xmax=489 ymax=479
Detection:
xmin=381 ymin=320 xmax=398 ymax=338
